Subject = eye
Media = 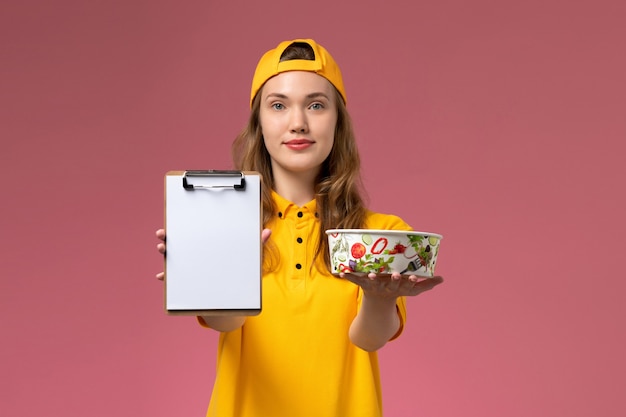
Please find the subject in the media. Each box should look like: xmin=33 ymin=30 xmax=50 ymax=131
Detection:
xmin=309 ymin=102 xmax=324 ymax=110
xmin=271 ymin=103 xmax=285 ymax=110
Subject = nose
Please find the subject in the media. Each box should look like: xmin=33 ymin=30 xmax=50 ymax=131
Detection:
xmin=289 ymin=108 xmax=308 ymax=133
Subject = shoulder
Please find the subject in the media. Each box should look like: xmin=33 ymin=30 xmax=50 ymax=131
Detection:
xmin=363 ymin=210 xmax=413 ymax=231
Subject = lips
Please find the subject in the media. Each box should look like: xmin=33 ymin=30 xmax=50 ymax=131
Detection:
xmin=284 ymin=139 xmax=314 ymax=150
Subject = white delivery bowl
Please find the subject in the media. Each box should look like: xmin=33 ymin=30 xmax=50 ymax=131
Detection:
xmin=326 ymin=229 xmax=443 ymax=277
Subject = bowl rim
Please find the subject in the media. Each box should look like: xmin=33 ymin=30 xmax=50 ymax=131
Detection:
xmin=325 ymin=229 xmax=443 ymax=239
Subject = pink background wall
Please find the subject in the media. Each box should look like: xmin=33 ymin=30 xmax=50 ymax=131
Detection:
xmin=2 ymin=0 xmax=625 ymax=416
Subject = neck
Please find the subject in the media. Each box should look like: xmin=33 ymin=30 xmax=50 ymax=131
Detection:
xmin=272 ymin=168 xmax=318 ymax=206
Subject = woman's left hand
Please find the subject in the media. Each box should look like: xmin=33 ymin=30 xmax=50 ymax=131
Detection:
xmin=339 ymin=272 xmax=443 ymax=299
xmin=343 ymin=272 xmax=444 ymax=351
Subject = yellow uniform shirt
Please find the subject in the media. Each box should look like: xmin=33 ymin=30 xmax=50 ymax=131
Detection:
xmin=203 ymin=191 xmax=411 ymax=417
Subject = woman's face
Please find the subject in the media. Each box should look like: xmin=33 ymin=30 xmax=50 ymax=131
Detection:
xmin=259 ymin=71 xmax=338 ymax=180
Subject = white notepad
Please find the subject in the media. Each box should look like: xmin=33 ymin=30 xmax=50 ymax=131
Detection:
xmin=164 ymin=170 xmax=262 ymax=315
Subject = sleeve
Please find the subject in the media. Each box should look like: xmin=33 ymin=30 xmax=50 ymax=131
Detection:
xmin=390 ymin=296 xmax=407 ymax=341
xmin=363 ymin=211 xmax=413 ymax=231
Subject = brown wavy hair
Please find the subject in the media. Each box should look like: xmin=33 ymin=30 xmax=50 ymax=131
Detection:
xmin=231 ymin=42 xmax=367 ymax=271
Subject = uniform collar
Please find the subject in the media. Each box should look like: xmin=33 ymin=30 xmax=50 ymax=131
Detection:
xmin=271 ymin=190 xmax=318 ymax=220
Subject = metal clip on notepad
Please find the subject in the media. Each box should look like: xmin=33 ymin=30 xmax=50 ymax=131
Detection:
xmin=182 ymin=170 xmax=246 ymax=191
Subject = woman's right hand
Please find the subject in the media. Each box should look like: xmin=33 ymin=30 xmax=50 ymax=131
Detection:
xmin=155 ymin=229 xmax=166 ymax=280
xmin=154 ymin=228 xmax=271 ymax=281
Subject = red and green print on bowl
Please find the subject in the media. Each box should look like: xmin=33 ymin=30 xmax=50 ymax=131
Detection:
xmin=326 ymin=229 xmax=443 ymax=277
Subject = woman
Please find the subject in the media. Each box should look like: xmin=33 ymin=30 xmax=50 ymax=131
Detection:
xmin=156 ymin=39 xmax=443 ymax=417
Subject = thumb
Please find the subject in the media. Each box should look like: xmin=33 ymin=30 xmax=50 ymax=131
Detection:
xmin=261 ymin=228 xmax=272 ymax=244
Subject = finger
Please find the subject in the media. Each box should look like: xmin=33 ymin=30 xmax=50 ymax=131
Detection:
xmin=156 ymin=272 xmax=164 ymax=281
xmin=339 ymin=272 xmax=360 ymax=283
xmin=157 ymin=242 xmax=166 ymax=254
xmin=261 ymin=228 xmax=272 ymax=244
xmin=412 ymin=276 xmax=444 ymax=294
xmin=339 ymin=273 xmax=370 ymax=289
xmin=390 ymin=272 xmax=402 ymax=281
xmin=427 ymin=276 xmax=444 ymax=285
xmin=156 ymin=229 xmax=166 ymax=241
xmin=384 ymin=273 xmax=403 ymax=292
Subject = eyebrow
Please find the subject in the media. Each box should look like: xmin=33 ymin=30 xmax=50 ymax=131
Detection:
xmin=265 ymin=92 xmax=331 ymax=101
